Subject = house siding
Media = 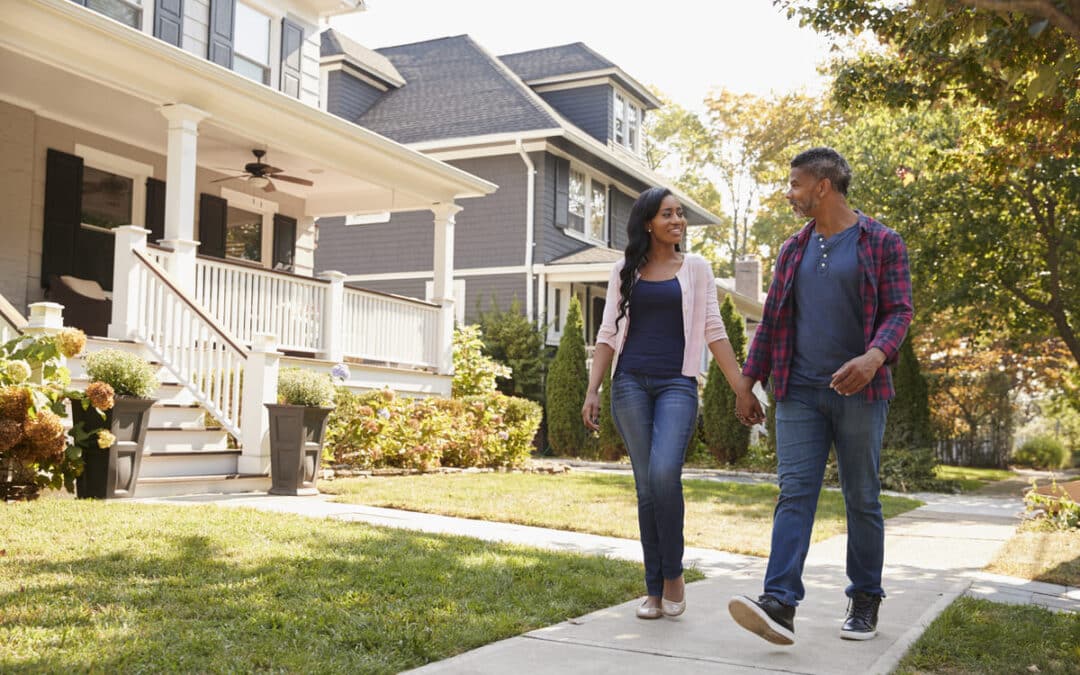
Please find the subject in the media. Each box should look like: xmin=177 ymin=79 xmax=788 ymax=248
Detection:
xmin=610 ymin=188 xmax=634 ymax=251
xmin=298 ymin=20 xmax=320 ymax=106
xmin=535 ymin=152 xmax=592 ymax=264
xmin=346 ymin=273 xmax=526 ymax=325
xmin=315 ymin=155 xmax=527 ymax=275
xmin=325 ymin=70 xmax=385 ymax=120
xmin=0 ymin=101 xmax=37 ymax=312
xmin=539 ymin=85 xmax=611 ymax=145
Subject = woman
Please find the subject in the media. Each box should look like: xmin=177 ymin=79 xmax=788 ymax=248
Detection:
xmin=582 ymin=187 xmax=764 ymax=619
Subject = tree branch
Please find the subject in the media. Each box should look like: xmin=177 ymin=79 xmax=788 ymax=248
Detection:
xmin=954 ymin=0 xmax=1080 ymax=43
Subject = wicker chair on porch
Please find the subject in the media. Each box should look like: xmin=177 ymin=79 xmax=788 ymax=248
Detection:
xmin=46 ymin=275 xmax=112 ymax=337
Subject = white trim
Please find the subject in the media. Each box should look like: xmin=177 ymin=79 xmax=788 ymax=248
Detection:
xmin=345 ymin=212 xmax=391 ymax=225
xmin=425 ymin=278 xmax=466 ymax=325
xmin=424 ymin=141 xmax=546 ymax=162
xmin=321 ymin=60 xmax=393 ymax=91
xmin=523 ymin=67 xmax=662 ymax=109
xmin=532 ymin=76 xmax=611 ymax=93
xmin=408 ymin=129 xmax=562 ymax=152
xmin=564 ymin=162 xmax=608 ymax=246
xmin=343 ymin=265 xmax=528 ymax=283
xmin=75 ymin=143 xmax=152 ymax=229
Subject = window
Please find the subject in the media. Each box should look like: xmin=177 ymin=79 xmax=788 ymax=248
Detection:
xmin=614 ymin=92 xmax=626 ymax=146
xmin=226 ymin=206 xmax=263 ymax=262
xmin=82 ymin=166 xmax=133 ymax=230
xmin=86 ymin=0 xmax=142 ymax=29
xmin=564 ymin=166 xmax=608 ymax=244
xmin=568 ymin=169 xmax=586 ymax=233
xmin=589 ymin=182 xmax=606 ymax=241
xmin=553 ymin=288 xmax=562 ymax=332
xmin=234 ymin=3 xmax=271 ymax=85
xmin=613 ymin=89 xmax=643 ymax=154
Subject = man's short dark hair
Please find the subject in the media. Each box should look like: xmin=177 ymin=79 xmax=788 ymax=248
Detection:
xmin=791 ymin=147 xmax=852 ymax=196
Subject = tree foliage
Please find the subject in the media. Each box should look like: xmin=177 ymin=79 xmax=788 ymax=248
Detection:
xmin=477 ymin=296 xmax=547 ymax=404
xmin=597 ymin=366 xmax=626 ymax=460
xmin=544 ymin=297 xmax=588 ymax=455
xmin=883 ymin=335 xmax=933 ymax=450
xmin=702 ymin=294 xmax=750 ymax=463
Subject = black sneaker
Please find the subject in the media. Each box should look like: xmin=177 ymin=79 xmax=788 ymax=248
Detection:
xmin=840 ymin=591 xmax=881 ymax=640
xmin=728 ymin=594 xmax=796 ymax=646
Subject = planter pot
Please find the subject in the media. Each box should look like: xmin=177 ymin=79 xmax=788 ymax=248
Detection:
xmin=73 ymin=396 xmax=155 ymax=499
xmin=265 ymin=404 xmax=333 ymax=496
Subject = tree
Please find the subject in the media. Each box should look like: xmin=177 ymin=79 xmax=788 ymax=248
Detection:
xmin=883 ymin=335 xmax=933 ymax=450
xmin=778 ymin=0 xmax=1080 ymax=368
xmin=544 ymin=297 xmax=588 ymax=455
xmin=477 ymin=296 xmax=546 ymax=404
xmin=701 ymin=294 xmax=750 ymax=463
xmin=597 ymin=366 xmax=626 ymax=460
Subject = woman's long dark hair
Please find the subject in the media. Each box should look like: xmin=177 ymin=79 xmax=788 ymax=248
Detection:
xmin=616 ymin=186 xmax=675 ymax=331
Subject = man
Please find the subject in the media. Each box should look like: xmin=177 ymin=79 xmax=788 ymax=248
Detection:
xmin=728 ymin=147 xmax=913 ymax=645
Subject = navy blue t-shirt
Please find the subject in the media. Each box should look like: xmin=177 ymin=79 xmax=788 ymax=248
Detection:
xmin=790 ymin=225 xmax=865 ymax=387
xmin=616 ymin=277 xmax=685 ymax=378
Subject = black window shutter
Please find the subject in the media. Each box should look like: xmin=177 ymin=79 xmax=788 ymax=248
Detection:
xmin=42 ymin=148 xmax=83 ymax=288
xmin=154 ymin=0 xmax=184 ymax=47
xmin=145 ymin=177 xmax=167 ymax=244
xmin=280 ymin=19 xmax=303 ymax=99
xmin=207 ymin=0 xmax=234 ymax=69
xmin=272 ymin=214 xmax=297 ymax=271
xmin=199 ymin=193 xmax=228 ymax=258
xmin=554 ymin=157 xmax=569 ymax=229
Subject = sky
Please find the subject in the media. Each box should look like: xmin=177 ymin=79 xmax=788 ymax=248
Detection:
xmin=329 ymin=0 xmax=837 ymax=112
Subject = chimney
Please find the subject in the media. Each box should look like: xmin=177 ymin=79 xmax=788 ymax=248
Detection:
xmin=735 ymin=257 xmax=762 ymax=300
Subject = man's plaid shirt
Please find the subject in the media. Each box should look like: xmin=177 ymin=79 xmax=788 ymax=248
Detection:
xmin=743 ymin=212 xmax=913 ymax=401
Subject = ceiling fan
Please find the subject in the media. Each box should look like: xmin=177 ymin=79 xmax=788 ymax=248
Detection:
xmin=211 ymin=149 xmax=314 ymax=193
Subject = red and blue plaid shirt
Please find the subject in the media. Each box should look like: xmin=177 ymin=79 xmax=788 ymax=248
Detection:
xmin=743 ymin=212 xmax=913 ymax=401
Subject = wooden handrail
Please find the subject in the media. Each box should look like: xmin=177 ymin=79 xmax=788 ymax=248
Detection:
xmin=0 ymin=294 xmax=27 ymax=335
xmin=132 ymin=249 xmax=248 ymax=357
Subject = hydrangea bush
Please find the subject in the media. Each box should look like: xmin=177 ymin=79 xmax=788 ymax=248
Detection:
xmin=84 ymin=348 xmax=160 ymax=398
xmin=0 ymin=329 xmax=88 ymax=497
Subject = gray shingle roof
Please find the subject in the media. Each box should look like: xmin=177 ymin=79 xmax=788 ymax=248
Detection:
xmin=498 ymin=43 xmax=615 ymax=82
xmin=354 ymin=35 xmax=559 ymax=144
xmin=549 ymin=245 xmax=624 ymax=265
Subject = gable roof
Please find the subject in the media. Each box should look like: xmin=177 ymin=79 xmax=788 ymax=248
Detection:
xmin=321 ymin=29 xmax=405 ymax=88
xmin=354 ymin=35 xmax=561 ymax=145
xmin=499 ymin=42 xmax=661 ymax=109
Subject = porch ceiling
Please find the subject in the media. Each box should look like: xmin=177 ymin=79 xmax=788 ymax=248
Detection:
xmin=0 ymin=0 xmax=496 ymax=217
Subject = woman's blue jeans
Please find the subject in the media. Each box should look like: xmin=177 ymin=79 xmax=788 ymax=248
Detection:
xmin=610 ymin=370 xmax=699 ymax=596
xmin=764 ymin=385 xmax=889 ymax=607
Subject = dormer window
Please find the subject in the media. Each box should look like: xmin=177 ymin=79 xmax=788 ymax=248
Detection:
xmin=613 ymin=89 xmax=642 ymax=154
xmin=234 ymin=2 xmax=271 ymax=85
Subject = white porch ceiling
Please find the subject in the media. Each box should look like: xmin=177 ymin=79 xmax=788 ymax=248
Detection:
xmin=0 ymin=0 xmax=496 ymax=217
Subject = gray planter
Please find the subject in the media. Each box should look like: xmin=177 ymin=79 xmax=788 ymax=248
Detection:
xmin=265 ymin=404 xmax=333 ymax=496
xmin=74 ymin=396 xmax=155 ymax=499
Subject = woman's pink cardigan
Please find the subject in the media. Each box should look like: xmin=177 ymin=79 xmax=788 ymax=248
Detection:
xmin=595 ymin=253 xmax=729 ymax=378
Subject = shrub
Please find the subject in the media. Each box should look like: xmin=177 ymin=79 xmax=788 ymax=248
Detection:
xmin=452 ymin=325 xmax=510 ymax=398
xmin=702 ymin=294 xmax=749 ymax=464
xmin=735 ymin=441 xmax=777 ymax=473
xmin=326 ymin=388 xmax=541 ymax=471
xmin=597 ymin=366 xmax=626 ymax=461
xmin=84 ymin=348 xmax=159 ymax=398
xmin=277 ymin=367 xmax=335 ymax=407
xmin=1012 ymin=435 xmax=1068 ymax=470
xmin=883 ymin=336 xmax=932 ymax=450
xmin=545 ymin=296 xmax=588 ymax=455
xmin=477 ymin=296 xmax=547 ymax=404
xmin=1024 ymin=479 xmax=1080 ymax=530
xmin=825 ymin=447 xmax=944 ymax=493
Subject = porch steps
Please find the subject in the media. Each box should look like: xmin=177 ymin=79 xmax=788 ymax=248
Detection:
xmin=67 ymin=337 xmax=271 ymax=498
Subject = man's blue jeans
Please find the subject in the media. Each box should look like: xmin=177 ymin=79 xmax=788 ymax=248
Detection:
xmin=610 ymin=370 xmax=699 ymax=596
xmin=765 ymin=385 xmax=889 ymax=607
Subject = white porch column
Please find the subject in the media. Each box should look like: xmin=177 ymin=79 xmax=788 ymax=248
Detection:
xmin=238 ymin=332 xmax=280 ymax=475
xmin=158 ymin=103 xmax=210 ymax=296
xmin=430 ymin=203 xmax=462 ymax=375
xmin=24 ymin=302 xmax=64 ymax=337
xmin=318 ymin=270 xmax=347 ymax=363
xmin=108 ymin=225 xmax=149 ymax=340
xmin=536 ymin=269 xmax=547 ymax=331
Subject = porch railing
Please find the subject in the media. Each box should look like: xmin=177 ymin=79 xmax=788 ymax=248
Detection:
xmin=193 ymin=257 xmax=326 ymax=355
xmin=340 ymin=287 xmax=440 ymax=369
xmin=131 ymin=249 xmax=248 ymax=438
xmin=0 ymin=293 xmax=27 ymax=343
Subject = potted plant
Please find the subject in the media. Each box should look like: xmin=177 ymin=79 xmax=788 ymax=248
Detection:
xmin=72 ymin=348 xmax=159 ymax=499
xmin=0 ymin=328 xmax=86 ymax=501
xmin=266 ymin=367 xmax=336 ymax=496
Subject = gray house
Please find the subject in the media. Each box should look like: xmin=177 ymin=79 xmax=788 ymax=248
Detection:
xmin=316 ymin=33 xmax=755 ymax=351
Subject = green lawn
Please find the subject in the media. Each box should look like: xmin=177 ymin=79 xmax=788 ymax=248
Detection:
xmin=895 ymin=597 xmax=1080 ymax=675
xmin=934 ymin=465 xmax=1015 ymax=492
xmin=322 ymin=472 xmax=923 ymax=557
xmin=1 ymin=499 xmax=650 ymax=674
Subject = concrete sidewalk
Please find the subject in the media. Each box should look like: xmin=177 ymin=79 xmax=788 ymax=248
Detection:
xmin=136 ymin=489 xmax=1074 ymax=674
